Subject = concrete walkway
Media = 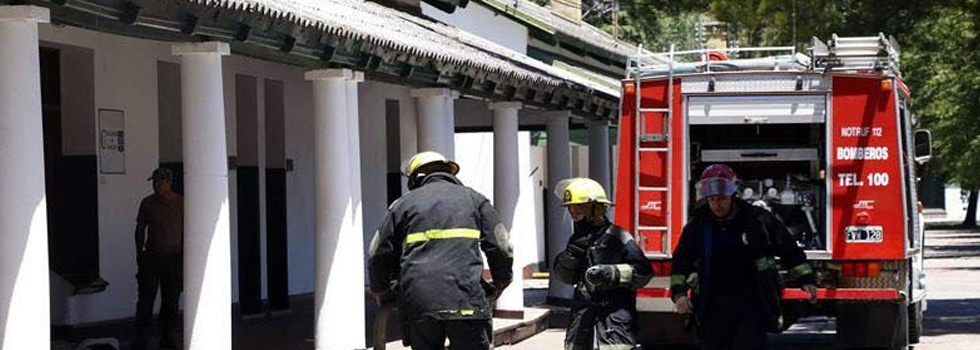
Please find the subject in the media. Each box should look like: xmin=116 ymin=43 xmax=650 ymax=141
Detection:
xmin=55 ymin=281 xmax=553 ymax=350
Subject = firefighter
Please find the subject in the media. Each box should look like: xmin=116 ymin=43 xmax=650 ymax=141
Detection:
xmin=553 ymin=177 xmax=653 ymax=350
xmin=671 ymin=164 xmax=818 ymax=350
xmin=368 ymin=151 xmax=513 ymax=350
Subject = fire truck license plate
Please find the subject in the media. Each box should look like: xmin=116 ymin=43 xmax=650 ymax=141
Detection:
xmin=845 ymin=226 xmax=884 ymax=243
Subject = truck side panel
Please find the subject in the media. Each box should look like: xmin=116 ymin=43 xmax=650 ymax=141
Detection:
xmin=615 ymin=79 xmax=686 ymax=256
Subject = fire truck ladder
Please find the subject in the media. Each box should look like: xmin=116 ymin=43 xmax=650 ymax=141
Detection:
xmin=810 ymin=33 xmax=902 ymax=76
xmin=629 ymin=45 xmax=676 ymax=258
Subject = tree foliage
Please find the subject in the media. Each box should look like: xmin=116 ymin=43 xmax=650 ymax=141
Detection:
xmin=550 ymin=0 xmax=979 ymax=216
xmin=571 ymin=0 xmax=706 ymax=51
xmin=903 ymin=1 xmax=980 ymax=190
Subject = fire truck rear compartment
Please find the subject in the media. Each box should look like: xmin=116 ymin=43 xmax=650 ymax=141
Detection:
xmin=689 ymin=123 xmax=828 ymax=251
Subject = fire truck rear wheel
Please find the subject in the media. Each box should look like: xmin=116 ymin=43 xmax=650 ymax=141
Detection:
xmin=908 ymin=301 xmax=923 ymax=344
xmin=836 ymin=301 xmax=909 ymax=349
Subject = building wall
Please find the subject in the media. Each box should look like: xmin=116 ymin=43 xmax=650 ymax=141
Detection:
xmin=35 ymin=24 xmax=430 ymax=325
xmin=421 ymin=2 xmax=529 ymax=54
xmin=454 ymin=132 xmax=544 ymax=271
xmin=358 ymin=81 xmax=419 ymax=279
xmin=39 ymin=25 xmax=173 ymax=325
xmin=34 ymin=15 xmax=600 ymax=325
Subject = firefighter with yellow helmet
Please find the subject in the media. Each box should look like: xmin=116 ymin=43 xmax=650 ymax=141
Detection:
xmin=553 ymin=178 xmax=652 ymax=350
xmin=368 ymin=151 xmax=513 ymax=350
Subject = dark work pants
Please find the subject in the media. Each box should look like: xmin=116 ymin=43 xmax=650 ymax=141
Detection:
xmin=565 ymin=305 xmax=637 ymax=350
xmin=407 ymin=317 xmax=493 ymax=350
xmin=136 ymin=253 xmax=183 ymax=340
xmin=699 ymin=301 xmax=769 ymax=350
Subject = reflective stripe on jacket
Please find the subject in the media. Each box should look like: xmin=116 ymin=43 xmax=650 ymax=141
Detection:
xmin=368 ymin=173 xmax=513 ymax=321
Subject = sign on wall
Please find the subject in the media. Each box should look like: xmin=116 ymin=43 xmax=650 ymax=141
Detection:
xmin=99 ymin=109 xmax=125 ymax=174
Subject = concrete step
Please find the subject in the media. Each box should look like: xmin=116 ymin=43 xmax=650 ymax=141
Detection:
xmin=368 ymin=307 xmax=551 ymax=350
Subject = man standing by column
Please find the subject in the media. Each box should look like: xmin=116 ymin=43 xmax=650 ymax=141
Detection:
xmin=369 ymin=151 xmax=513 ymax=350
xmin=671 ymin=164 xmax=818 ymax=350
xmin=133 ymin=168 xmax=184 ymax=350
xmin=553 ymin=177 xmax=652 ymax=350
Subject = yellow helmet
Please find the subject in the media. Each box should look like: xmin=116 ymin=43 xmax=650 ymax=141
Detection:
xmin=555 ymin=178 xmax=612 ymax=206
xmin=401 ymin=151 xmax=460 ymax=178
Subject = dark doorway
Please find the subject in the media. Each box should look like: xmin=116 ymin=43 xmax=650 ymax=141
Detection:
xmin=157 ymin=61 xmax=184 ymax=195
xmin=264 ymin=79 xmax=289 ymax=312
xmin=236 ymin=74 xmax=263 ymax=317
xmin=386 ymin=99 xmax=402 ymax=205
xmin=40 ymin=46 xmax=102 ymax=292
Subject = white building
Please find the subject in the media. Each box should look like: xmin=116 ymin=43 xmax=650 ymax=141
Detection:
xmin=0 ymin=0 xmax=642 ymax=349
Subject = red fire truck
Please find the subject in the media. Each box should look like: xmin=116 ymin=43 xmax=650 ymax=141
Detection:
xmin=615 ymin=34 xmax=932 ymax=349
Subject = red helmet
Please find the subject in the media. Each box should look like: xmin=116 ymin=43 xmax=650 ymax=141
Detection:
xmin=696 ymin=164 xmax=737 ymax=199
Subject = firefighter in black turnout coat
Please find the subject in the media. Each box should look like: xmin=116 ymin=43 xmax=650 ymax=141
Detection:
xmin=553 ymin=178 xmax=653 ymax=350
xmin=368 ymin=151 xmax=514 ymax=350
xmin=671 ymin=164 xmax=818 ymax=350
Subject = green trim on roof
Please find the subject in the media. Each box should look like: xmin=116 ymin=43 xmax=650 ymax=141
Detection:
xmin=551 ymin=60 xmax=620 ymax=93
xmin=478 ymin=0 xmax=556 ymax=34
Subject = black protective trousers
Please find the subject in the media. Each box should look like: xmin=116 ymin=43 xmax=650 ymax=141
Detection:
xmin=406 ymin=317 xmax=493 ymax=350
xmin=698 ymin=300 xmax=770 ymax=350
xmin=135 ymin=253 xmax=183 ymax=339
xmin=565 ymin=305 xmax=636 ymax=350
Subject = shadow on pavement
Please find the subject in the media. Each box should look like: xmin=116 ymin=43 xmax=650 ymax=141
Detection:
xmin=923 ymin=299 xmax=980 ymax=337
xmin=925 ymin=245 xmax=980 ymax=259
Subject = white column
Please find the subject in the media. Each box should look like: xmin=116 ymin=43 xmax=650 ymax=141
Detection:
xmin=412 ymin=88 xmax=454 ymax=158
xmin=173 ymin=42 xmax=232 ymax=350
xmin=0 ymin=6 xmax=51 ymax=350
xmin=344 ymin=71 xmax=366 ymax=348
xmin=490 ymin=102 xmax=524 ymax=319
xmin=306 ymin=69 xmax=360 ymax=350
xmin=588 ymin=120 xmax=611 ymax=191
xmin=545 ymin=111 xmax=574 ymax=302
xmin=444 ymin=91 xmax=459 ymax=160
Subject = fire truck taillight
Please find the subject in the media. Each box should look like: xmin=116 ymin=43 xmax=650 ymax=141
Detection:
xmin=881 ymin=79 xmax=893 ymax=92
xmin=625 ymin=83 xmax=635 ymax=94
xmin=841 ymin=261 xmax=882 ymax=278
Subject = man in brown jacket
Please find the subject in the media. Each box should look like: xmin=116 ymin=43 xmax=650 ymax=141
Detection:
xmin=133 ymin=168 xmax=183 ymax=350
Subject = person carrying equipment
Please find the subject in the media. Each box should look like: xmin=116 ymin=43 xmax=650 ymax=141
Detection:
xmin=553 ymin=177 xmax=653 ymax=350
xmin=369 ymin=151 xmax=513 ymax=350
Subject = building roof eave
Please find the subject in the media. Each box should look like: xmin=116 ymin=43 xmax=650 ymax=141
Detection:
xmin=29 ymin=0 xmax=620 ymax=119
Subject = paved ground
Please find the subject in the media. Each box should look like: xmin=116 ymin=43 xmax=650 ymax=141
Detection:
xmin=59 ymin=282 xmax=554 ymax=350
xmin=502 ymin=227 xmax=980 ymax=350
xmin=55 ymin=227 xmax=980 ymax=349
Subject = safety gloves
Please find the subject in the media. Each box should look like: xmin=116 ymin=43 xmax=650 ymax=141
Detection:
xmin=673 ymin=295 xmax=693 ymax=314
xmin=585 ymin=264 xmax=619 ymax=289
xmin=802 ymin=284 xmax=819 ymax=304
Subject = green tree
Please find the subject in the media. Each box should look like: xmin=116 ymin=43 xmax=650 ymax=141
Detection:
xmin=904 ymin=1 xmax=980 ymax=226
xmin=708 ymin=0 xmax=842 ymax=49
xmin=574 ymin=0 xmax=707 ymax=50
